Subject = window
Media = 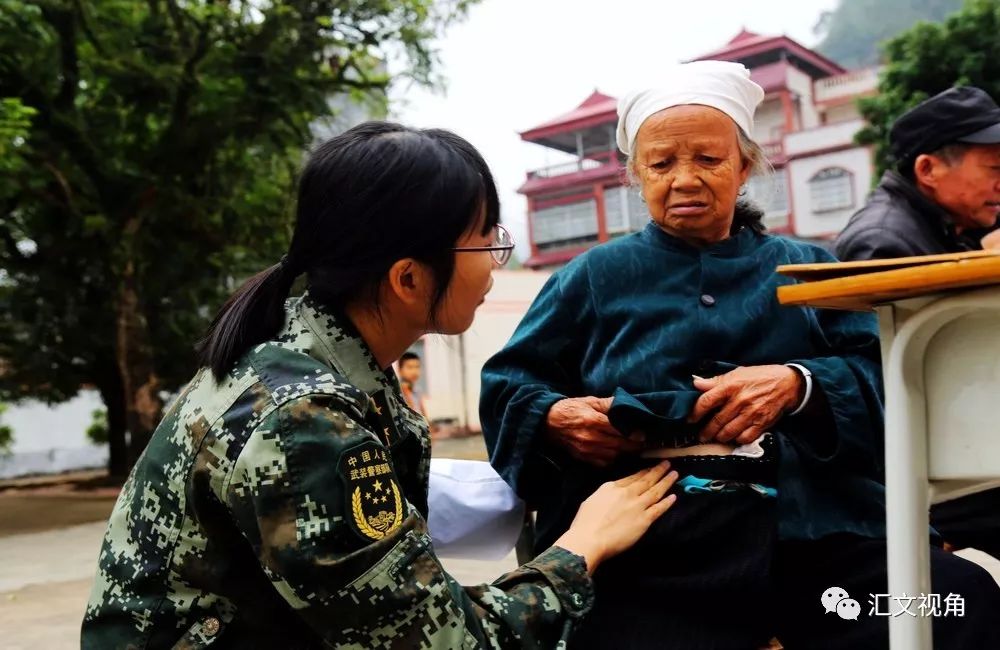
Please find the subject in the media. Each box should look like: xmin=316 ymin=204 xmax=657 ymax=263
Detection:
xmin=809 ymin=167 xmax=855 ymax=213
xmin=602 ymin=186 xmax=650 ymax=235
xmin=604 ymin=186 xmax=627 ymax=234
xmin=746 ymin=172 xmax=790 ymax=230
xmin=747 ymin=173 xmax=789 ymax=214
xmin=531 ymin=200 xmax=598 ymax=244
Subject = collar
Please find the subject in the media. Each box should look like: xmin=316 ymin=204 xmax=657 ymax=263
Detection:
xmin=642 ymin=220 xmax=755 ymax=258
xmin=285 ymin=293 xmax=399 ymax=396
xmin=881 ymin=170 xmax=966 ymax=245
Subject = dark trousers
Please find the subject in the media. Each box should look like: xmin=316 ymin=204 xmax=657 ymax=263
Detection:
xmin=774 ymin=535 xmax=1000 ymax=650
xmin=931 ymin=487 xmax=1000 ymax=560
xmin=571 ymin=494 xmax=1000 ymax=650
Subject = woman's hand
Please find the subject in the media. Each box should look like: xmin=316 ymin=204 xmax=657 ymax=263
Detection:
xmin=545 ymin=397 xmax=643 ymax=467
xmin=688 ymin=365 xmax=803 ymax=445
xmin=554 ymin=461 xmax=679 ymax=573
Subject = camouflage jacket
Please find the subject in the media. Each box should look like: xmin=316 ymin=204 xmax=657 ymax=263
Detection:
xmin=82 ymin=295 xmax=593 ymax=649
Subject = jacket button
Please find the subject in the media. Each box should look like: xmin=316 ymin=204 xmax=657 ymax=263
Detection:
xmin=700 ymin=294 xmax=716 ymax=307
xmin=202 ymin=617 xmax=220 ymax=637
xmin=571 ymin=593 xmax=585 ymax=607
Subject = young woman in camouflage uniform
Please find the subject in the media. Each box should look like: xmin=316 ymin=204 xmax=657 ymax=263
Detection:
xmin=81 ymin=122 xmax=679 ymax=649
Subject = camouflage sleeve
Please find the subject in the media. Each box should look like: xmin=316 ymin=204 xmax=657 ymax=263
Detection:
xmin=224 ymin=393 xmax=594 ymax=649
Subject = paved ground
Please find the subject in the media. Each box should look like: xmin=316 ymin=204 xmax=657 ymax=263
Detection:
xmin=0 ymin=520 xmax=517 ymax=649
xmin=3 ymin=436 xmax=1000 ymax=649
xmin=0 ymin=436 xmax=505 ymax=649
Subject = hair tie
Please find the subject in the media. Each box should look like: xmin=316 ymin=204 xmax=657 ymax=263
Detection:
xmin=278 ymin=254 xmax=302 ymax=277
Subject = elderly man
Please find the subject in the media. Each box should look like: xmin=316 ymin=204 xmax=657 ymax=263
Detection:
xmin=836 ymin=86 xmax=1000 ymax=563
xmin=836 ymin=86 xmax=1000 ymax=259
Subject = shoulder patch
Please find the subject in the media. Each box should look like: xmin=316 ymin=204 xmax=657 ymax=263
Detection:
xmin=339 ymin=440 xmax=406 ymax=542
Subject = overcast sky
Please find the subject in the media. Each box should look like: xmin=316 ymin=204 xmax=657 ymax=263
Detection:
xmin=389 ymin=0 xmax=839 ymax=260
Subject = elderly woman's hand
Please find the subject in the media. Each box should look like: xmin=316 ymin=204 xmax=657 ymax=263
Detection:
xmin=688 ymin=365 xmax=803 ymax=445
xmin=545 ymin=397 xmax=644 ymax=467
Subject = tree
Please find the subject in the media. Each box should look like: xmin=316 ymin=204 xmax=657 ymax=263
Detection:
xmin=0 ymin=0 xmax=476 ymax=476
xmin=856 ymin=0 xmax=1000 ymax=176
xmin=0 ymin=403 xmax=12 ymax=457
xmin=814 ymin=0 xmax=963 ymax=69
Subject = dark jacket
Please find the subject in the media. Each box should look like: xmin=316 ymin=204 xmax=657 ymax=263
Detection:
xmin=835 ymin=171 xmax=981 ymax=261
xmin=481 ymin=222 xmax=886 ymax=547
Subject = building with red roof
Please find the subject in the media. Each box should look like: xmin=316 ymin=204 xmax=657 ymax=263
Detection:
xmin=518 ymin=29 xmax=880 ymax=269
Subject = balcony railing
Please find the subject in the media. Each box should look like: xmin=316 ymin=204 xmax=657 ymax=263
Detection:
xmin=762 ymin=141 xmax=784 ymax=161
xmin=526 ymin=148 xmax=620 ymax=180
xmin=815 ymin=67 xmax=880 ymax=104
xmin=784 ymin=119 xmax=865 ymax=157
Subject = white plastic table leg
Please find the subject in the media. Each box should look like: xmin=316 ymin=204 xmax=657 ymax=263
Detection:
xmin=881 ymin=288 xmax=1000 ymax=650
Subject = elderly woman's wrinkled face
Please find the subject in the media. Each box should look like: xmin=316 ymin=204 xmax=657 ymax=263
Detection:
xmin=633 ymin=105 xmax=751 ymax=246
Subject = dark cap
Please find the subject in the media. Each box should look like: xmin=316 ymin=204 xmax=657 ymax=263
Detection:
xmin=890 ymin=86 xmax=1000 ymax=168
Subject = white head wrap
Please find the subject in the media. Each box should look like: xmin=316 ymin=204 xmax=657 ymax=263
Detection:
xmin=616 ymin=60 xmax=765 ymax=155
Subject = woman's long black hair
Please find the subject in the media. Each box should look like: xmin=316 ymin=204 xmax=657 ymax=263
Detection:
xmin=197 ymin=122 xmax=500 ymax=380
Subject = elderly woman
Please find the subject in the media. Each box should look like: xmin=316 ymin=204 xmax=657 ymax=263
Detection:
xmin=481 ymin=62 xmax=1000 ymax=649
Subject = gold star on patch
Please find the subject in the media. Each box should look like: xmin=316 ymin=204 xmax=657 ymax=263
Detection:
xmin=372 ymin=479 xmax=383 ymax=493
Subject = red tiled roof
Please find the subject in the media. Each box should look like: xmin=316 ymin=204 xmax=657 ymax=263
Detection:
xmin=520 ymin=90 xmax=618 ymax=141
xmin=692 ymin=31 xmax=844 ymax=77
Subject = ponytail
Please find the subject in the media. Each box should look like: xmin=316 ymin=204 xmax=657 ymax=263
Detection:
xmin=195 ymin=121 xmax=502 ymax=381
xmin=196 ymin=256 xmax=301 ymax=381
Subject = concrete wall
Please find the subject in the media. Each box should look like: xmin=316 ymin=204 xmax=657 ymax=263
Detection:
xmin=785 ymin=119 xmax=865 ymax=158
xmin=824 ymin=102 xmax=863 ymax=125
xmin=422 ymin=269 xmax=552 ymax=430
xmin=787 ymin=67 xmax=821 ymax=130
xmin=789 ymin=146 xmax=874 ymax=238
xmin=753 ymin=98 xmax=787 ymax=144
xmin=0 ymin=390 xmax=107 ymax=479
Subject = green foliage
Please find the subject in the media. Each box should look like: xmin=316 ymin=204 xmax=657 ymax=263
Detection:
xmin=814 ymin=0 xmax=963 ymax=68
xmin=0 ymin=403 xmax=12 ymax=457
xmin=0 ymin=0 xmax=475 ymax=465
xmin=86 ymin=408 xmax=109 ymax=445
xmin=856 ymin=0 xmax=1000 ymax=176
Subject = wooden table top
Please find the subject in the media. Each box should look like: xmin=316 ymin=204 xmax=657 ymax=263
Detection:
xmin=776 ymin=251 xmax=1000 ymax=310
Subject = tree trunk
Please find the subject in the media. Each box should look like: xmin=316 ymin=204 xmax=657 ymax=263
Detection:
xmin=116 ymin=217 xmax=162 ymax=469
xmin=95 ymin=363 xmax=128 ymax=479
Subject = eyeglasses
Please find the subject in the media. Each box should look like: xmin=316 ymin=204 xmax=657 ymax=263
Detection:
xmin=451 ymin=224 xmax=515 ymax=266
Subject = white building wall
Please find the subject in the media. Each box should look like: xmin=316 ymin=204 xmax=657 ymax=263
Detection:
xmin=786 ymin=67 xmax=821 ymax=130
xmin=785 ymin=118 xmax=865 ymax=158
xmin=422 ymin=269 xmax=552 ymax=429
xmin=753 ymin=98 xmax=787 ymax=144
xmin=824 ymin=102 xmax=863 ymax=124
xmin=0 ymin=390 xmax=107 ymax=478
xmin=789 ymin=147 xmax=873 ymax=238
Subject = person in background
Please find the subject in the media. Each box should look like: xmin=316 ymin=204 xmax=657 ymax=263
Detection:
xmin=398 ymin=351 xmax=428 ymax=417
xmin=836 ymin=86 xmax=1000 ymax=563
xmin=836 ymin=86 xmax=1000 ymax=260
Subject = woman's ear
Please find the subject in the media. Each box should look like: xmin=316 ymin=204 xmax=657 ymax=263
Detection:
xmin=386 ymin=258 xmax=434 ymax=308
